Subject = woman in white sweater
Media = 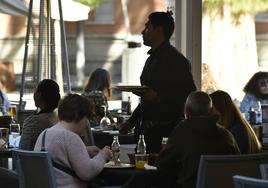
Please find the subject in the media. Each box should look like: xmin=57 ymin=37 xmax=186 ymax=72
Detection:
xmin=34 ymin=94 xmax=112 ymax=188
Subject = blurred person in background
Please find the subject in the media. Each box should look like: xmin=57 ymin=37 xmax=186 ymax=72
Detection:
xmin=210 ymin=90 xmax=261 ymax=154
xmin=34 ymin=94 xmax=112 ymax=188
xmin=19 ymin=79 xmax=60 ymax=150
xmin=240 ymin=71 xmax=268 ymax=113
xmin=82 ymin=68 xmax=113 ymax=126
xmin=0 ymin=78 xmax=10 ymax=114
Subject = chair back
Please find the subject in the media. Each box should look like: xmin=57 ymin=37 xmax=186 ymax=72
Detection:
xmin=0 ymin=167 xmax=19 ymax=188
xmin=259 ymin=164 xmax=268 ymax=180
xmin=12 ymin=149 xmax=56 ymax=188
xmin=196 ymin=153 xmax=268 ymax=188
xmin=233 ymin=175 xmax=268 ymax=188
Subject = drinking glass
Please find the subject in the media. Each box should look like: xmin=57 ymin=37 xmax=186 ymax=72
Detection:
xmin=9 ymin=123 xmax=20 ymax=147
xmin=100 ymin=105 xmax=111 ymax=130
xmin=8 ymin=105 xmax=17 ymax=122
xmin=135 ymin=154 xmax=149 ymax=169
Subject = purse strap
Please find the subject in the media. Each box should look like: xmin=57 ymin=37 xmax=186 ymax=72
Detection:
xmin=40 ymin=129 xmax=81 ymax=179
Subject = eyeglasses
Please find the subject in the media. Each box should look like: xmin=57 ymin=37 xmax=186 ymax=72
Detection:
xmin=259 ymin=79 xmax=268 ymax=87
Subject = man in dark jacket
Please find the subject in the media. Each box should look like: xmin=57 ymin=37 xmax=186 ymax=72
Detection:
xmin=120 ymin=11 xmax=196 ymax=153
xmin=155 ymin=91 xmax=240 ymax=188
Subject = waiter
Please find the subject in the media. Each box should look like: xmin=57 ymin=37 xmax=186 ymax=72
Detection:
xmin=120 ymin=11 xmax=196 ymax=153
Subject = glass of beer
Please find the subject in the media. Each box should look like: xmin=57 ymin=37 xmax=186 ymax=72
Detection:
xmin=135 ymin=154 xmax=149 ymax=169
xmin=8 ymin=105 xmax=17 ymax=121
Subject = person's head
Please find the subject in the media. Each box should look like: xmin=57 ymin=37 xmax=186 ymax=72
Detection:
xmin=243 ymin=71 xmax=268 ymax=98
xmin=184 ymin=91 xmax=213 ymax=118
xmin=141 ymin=11 xmax=174 ymax=48
xmin=34 ymin=79 xmax=61 ymax=111
xmin=84 ymin=68 xmax=112 ymax=98
xmin=210 ymin=90 xmax=262 ymax=153
xmin=58 ymin=93 xmax=93 ymax=132
xmin=209 ymin=90 xmax=239 ymax=128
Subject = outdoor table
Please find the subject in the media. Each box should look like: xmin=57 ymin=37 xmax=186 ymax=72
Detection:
xmin=98 ymin=165 xmax=158 ymax=186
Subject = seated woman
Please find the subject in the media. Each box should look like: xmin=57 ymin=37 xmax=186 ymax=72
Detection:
xmin=82 ymin=68 xmax=112 ymax=126
xmin=34 ymin=94 xmax=112 ymax=188
xmin=240 ymin=71 xmax=268 ymax=113
xmin=19 ymin=79 xmax=60 ymax=150
xmin=210 ymin=90 xmax=261 ymax=154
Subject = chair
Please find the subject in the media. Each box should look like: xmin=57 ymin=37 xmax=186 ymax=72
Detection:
xmin=12 ymin=149 xmax=56 ymax=188
xmin=196 ymin=153 xmax=268 ymax=188
xmin=0 ymin=167 xmax=19 ymax=188
xmin=233 ymin=175 xmax=268 ymax=188
xmin=81 ymin=124 xmax=95 ymax=146
xmin=259 ymin=164 xmax=268 ymax=179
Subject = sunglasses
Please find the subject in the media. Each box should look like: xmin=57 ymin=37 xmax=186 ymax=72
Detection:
xmin=259 ymin=79 xmax=268 ymax=87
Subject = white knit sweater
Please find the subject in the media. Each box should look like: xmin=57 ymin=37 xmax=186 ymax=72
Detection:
xmin=34 ymin=123 xmax=107 ymax=188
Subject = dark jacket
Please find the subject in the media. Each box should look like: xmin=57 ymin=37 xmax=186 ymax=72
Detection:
xmin=130 ymin=41 xmax=196 ymax=122
xmin=156 ymin=115 xmax=240 ymax=188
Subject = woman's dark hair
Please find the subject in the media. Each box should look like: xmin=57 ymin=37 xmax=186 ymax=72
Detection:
xmin=84 ymin=68 xmax=112 ymax=98
xmin=243 ymin=71 xmax=268 ymax=99
xmin=36 ymin=79 xmax=60 ymax=111
xmin=148 ymin=11 xmax=174 ymax=40
xmin=58 ymin=93 xmax=93 ymax=123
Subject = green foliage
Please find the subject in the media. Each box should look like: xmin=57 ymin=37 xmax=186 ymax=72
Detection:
xmin=203 ymin=0 xmax=268 ymax=16
xmin=74 ymin=0 xmax=102 ymax=9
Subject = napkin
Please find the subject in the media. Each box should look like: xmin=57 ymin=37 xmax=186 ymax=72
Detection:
xmin=144 ymin=164 xmax=157 ymax=170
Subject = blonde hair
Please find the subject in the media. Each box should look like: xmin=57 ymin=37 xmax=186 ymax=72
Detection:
xmin=210 ymin=90 xmax=261 ymax=153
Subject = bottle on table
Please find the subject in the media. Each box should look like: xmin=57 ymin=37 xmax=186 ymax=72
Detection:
xmin=111 ymin=136 xmax=120 ymax=165
xmin=137 ymin=134 xmax=146 ymax=154
xmin=249 ymin=101 xmax=262 ymax=125
xmin=127 ymin=96 xmax=131 ymax=115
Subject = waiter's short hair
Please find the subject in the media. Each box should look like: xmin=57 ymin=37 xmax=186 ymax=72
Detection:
xmin=148 ymin=11 xmax=174 ymax=40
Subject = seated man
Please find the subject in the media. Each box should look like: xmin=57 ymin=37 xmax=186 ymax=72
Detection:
xmin=155 ymin=91 xmax=240 ymax=188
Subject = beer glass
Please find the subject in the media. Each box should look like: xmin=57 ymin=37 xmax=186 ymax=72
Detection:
xmin=8 ymin=105 xmax=17 ymax=122
xmin=9 ymin=123 xmax=20 ymax=147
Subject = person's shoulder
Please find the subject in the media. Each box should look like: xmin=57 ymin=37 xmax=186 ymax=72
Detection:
xmin=26 ymin=112 xmax=57 ymax=127
xmin=172 ymin=119 xmax=190 ymax=133
xmin=243 ymin=92 xmax=255 ymax=99
xmin=216 ymin=123 xmax=236 ymax=139
xmin=49 ymin=125 xmax=77 ymax=138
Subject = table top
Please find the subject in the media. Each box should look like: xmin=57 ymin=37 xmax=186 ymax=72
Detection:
xmin=99 ymin=164 xmax=157 ymax=186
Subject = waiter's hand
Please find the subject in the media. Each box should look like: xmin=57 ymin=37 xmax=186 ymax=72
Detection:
xmin=119 ymin=122 xmax=132 ymax=134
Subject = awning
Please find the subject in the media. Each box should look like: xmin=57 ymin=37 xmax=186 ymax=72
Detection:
xmin=51 ymin=0 xmax=90 ymax=21
xmin=0 ymin=0 xmax=90 ymax=21
xmin=0 ymin=0 xmax=28 ymax=16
